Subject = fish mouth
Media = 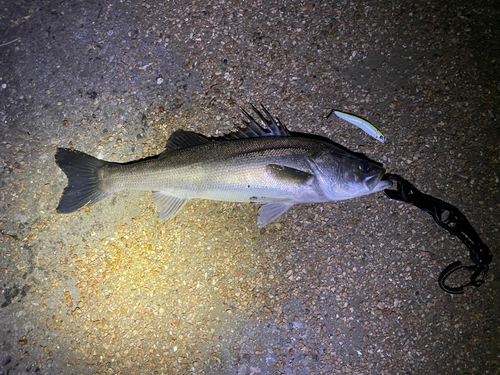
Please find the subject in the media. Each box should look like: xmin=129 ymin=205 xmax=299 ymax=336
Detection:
xmin=364 ymin=172 xmax=393 ymax=192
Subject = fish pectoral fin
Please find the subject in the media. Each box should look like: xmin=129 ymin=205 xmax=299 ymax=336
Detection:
xmin=257 ymin=202 xmax=295 ymax=228
xmin=266 ymin=164 xmax=314 ymax=186
xmin=151 ymin=192 xmax=189 ymax=221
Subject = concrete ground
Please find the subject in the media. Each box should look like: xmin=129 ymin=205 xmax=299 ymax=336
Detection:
xmin=1 ymin=0 xmax=499 ymax=374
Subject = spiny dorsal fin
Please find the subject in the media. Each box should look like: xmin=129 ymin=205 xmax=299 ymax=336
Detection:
xmin=212 ymin=105 xmax=290 ymax=141
xmin=162 ymin=105 xmax=290 ymax=154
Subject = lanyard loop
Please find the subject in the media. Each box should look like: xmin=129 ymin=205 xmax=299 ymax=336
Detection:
xmin=383 ymin=174 xmax=493 ymax=294
xmin=438 ymin=261 xmax=489 ymax=294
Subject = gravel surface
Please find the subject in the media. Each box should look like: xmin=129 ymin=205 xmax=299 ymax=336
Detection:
xmin=1 ymin=0 xmax=499 ymax=374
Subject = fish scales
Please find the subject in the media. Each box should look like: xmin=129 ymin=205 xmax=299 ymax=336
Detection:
xmin=101 ymin=137 xmax=331 ymax=202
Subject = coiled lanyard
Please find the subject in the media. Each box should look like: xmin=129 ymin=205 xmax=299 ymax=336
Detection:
xmin=383 ymin=174 xmax=493 ymax=294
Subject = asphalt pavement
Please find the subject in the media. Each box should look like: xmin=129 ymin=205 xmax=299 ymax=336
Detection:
xmin=1 ymin=0 xmax=499 ymax=373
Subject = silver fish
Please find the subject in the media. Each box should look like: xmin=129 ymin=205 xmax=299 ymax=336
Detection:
xmin=55 ymin=105 xmax=392 ymax=227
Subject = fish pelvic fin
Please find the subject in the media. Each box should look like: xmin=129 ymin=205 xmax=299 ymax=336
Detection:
xmin=257 ymin=202 xmax=295 ymax=228
xmin=55 ymin=148 xmax=111 ymax=213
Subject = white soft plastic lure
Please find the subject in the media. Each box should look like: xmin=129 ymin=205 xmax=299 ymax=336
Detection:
xmin=334 ymin=111 xmax=385 ymax=143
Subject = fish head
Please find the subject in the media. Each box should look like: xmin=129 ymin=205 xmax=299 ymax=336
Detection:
xmin=312 ymin=146 xmax=392 ymax=200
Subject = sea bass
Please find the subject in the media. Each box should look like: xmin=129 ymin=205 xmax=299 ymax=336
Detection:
xmin=55 ymin=106 xmax=392 ymax=227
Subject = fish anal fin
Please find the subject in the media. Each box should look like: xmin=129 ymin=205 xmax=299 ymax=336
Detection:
xmin=266 ymin=164 xmax=314 ymax=186
xmin=151 ymin=192 xmax=189 ymax=221
xmin=257 ymin=202 xmax=294 ymax=228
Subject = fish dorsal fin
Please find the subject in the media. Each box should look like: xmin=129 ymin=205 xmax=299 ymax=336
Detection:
xmin=212 ymin=105 xmax=291 ymax=141
xmin=164 ymin=130 xmax=210 ymax=152
xmin=161 ymin=106 xmax=288 ymax=156
xmin=266 ymin=164 xmax=314 ymax=186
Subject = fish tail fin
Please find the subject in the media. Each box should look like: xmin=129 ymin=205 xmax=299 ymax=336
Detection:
xmin=55 ymin=148 xmax=111 ymax=213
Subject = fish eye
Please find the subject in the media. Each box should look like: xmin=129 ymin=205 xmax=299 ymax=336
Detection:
xmin=359 ymin=161 xmax=370 ymax=173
